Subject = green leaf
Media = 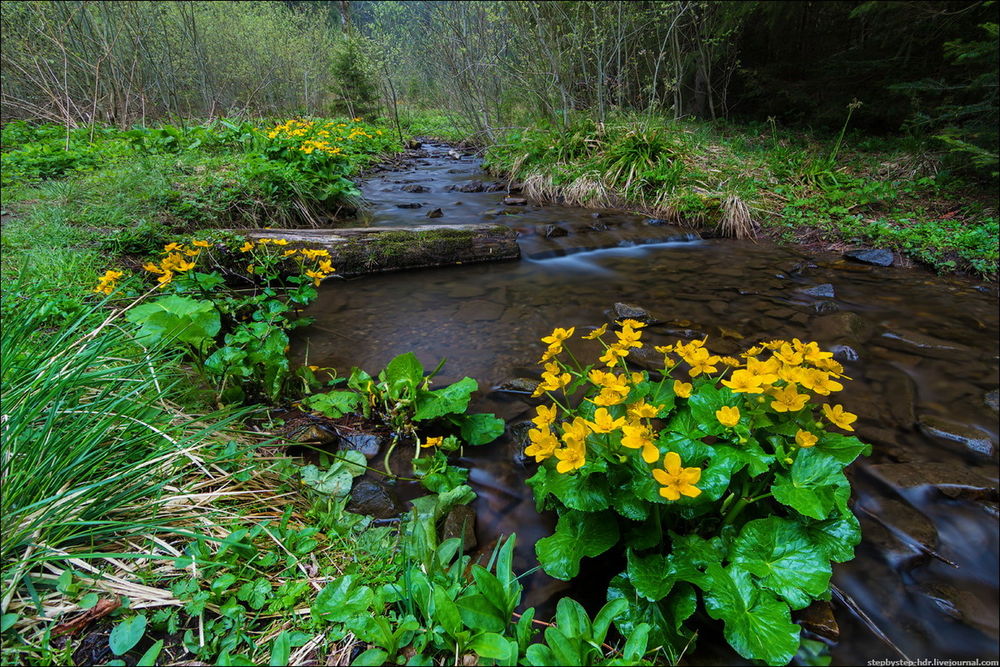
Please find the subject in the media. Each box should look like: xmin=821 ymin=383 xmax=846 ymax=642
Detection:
xmin=383 ymin=352 xmax=424 ymax=391
xmin=351 ymin=649 xmax=389 ymax=666
xmin=456 ymin=594 xmax=506 ymax=633
xmin=607 ymin=575 xmax=696 ymax=655
xmin=525 ymin=643 xmax=557 ymax=666
xmin=109 ymin=614 xmax=147 ymax=656
xmin=269 ymin=631 xmax=291 ymax=667
xmin=622 ymin=622 xmax=650 ymax=663
xmin=312 ymin=576 xmax=375 ymax=624
xmin=543 ymin=626 xmax=582 ymax=665
xmin=730 ymin=517 xmax=832 ymax=610
xmin=78 ymin=593 xmax=99 ymax=609
xmin=137 ymin=639 xmax=163 ymax=667
xmin=535 ymin=510 xmax=619 ymax=580
xmin=592 ymin=598 xmax=628 ymax=645
xmin=771 ymin=448 xmax=847 ymax=520
xmin=413 ymin=377 xmax=478 ymax=420
xmin=471 ymin=566 xmax=511 ymax=616
xmin=0 ymin=614 xmax=18 ymax=633
xmin=304 ymin=390 xmax=363 ymax=418
xmin=817 ymin=432 xmax=871 ymax=464
xmin=433 ymin=587 xmax=462 ymax=638
xmin=627 ymin=549 xmax=674 ymax=602
xmin=666 ymin=532 xmax=726 ymax=586
xmin=687 ymin=384 xmax=729 ymax=436
xmin=126 ymin=295 xmax=220 ymax=348
xmin=702 ymin=564 xmax=800 ymax=665
xmin=340 ymin=450 xmax=368 ymax=477
xmin=457 ymin=413 xmax=505 ymax=445
xmin=803 ymin=511 xmax=862 ymax=563
xmin=237 ymin=578 xmax=271 ymax=610
xmin=527 ymin=464 xmax=611 ymax=512
xmin=469 ymin=633 xmax=516 ymax=661
xmin=300 ymin=463 xmax=354 ymax=497
xmin=554 ymin=597 xmax=591 ymax=639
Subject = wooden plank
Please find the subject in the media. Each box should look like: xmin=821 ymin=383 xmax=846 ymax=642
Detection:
xmin=245 ymin=224 xmax=520 ymax=276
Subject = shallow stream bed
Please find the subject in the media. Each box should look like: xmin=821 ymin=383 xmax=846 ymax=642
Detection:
xmin=295 ymin=143 xmax=999 ymax=663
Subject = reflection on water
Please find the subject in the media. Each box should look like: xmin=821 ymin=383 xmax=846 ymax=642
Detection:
xmin=296 ymin=145 xmax=999 ymax=662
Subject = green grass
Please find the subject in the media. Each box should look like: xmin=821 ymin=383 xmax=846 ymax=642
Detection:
xmin=484 ymin=113 xmax=998 ymax=277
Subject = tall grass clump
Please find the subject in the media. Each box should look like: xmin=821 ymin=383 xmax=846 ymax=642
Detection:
xmin=0 ymin=303 xmax=240 ymax=613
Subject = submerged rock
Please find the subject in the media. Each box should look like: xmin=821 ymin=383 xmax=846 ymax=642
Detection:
xmin=813 ymin=300 xmax=839 ymax=315
xmin=543 ymin=224 xmax=568 ymax=238
xmin=497 ymin=378 xmax=541 ymax=394
xmin=348 ymin=480 xmax=402 ymax=519
xmin=868 ymin=462 xmax=998 ymax=501
xmin=455 ymin=299 xmax=505 ymax=321
xmin=612 ymin=302 xmax=656 ymax=324
xmin=845 ymin=248 xmax=894 ymax=267
xmin=830 ymin=344 xmax=860 ymax=362
xmin=986 ymin=389 xmax=999 ymax=412
xmin=426 ymin=208 xmax=443 ymax=218
xmin=503 ymin=197 xmax=527 ymax=206
xmin=441 ymin=505 xmax=478 ymax=552
xmin=798 ymin=283 xmax=836 ymax=298
xmin=397 ymin=202 xmax=422 ymax=209
xmin=454 ymin=181 xmax=484 ymax=193
xmin=401 ymin=184 xmax=429 ymax=193
xmin=339 ymin=433 xmax=383 ymax=460
xmin=795 ymin=600 xmax=840 ymax=641
xmin=813 ymin=311 xmax=875 ymax=345
xmin=918 ymin=416 xmax=995 ymax=456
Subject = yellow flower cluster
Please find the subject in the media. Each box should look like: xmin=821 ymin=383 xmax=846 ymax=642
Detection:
xmin=142 ymin=241 xmax=207 ymax=287
xmin=264 ymin=118 xmax=382 ymax=156
xmin=238 ymin=239 xmax=335 ymax=286
xmin=529 ymin=322 xmax=859 ymax=502
xmin=93 ymin=269 xmax=123 ymax=295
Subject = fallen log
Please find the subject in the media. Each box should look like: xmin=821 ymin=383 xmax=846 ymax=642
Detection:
xmin=245 ymin=224 xmax=520 ymax=277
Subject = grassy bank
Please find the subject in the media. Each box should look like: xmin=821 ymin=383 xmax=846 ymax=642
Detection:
xmin=483 ymin=114 xmax=998 ymax=277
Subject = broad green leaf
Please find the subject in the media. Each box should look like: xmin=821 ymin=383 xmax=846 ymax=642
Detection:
xmin=413 ymin=377 xmax=478 ymax=420
xmin=817 ymin=432 xmax=871 ymax=464
xmin=456 ymin=594 xmax=506 ymax=633
xmin=666 ymin=532 xmax=726 ymax=587
xmin=351 ymin=649 xmax=389 ymax=666
xmin=78 ymin=593 xmax=99 ymax=609
xmin=703 ymin=564 xmax=800 ymax=665
xmin=592 ymin=598 xmax=628 ymax=645
xmin=1 ymin=614 xmax=18 ymax=633
xmin=730 ymin=517 xmax=832 ymax=610
xmin=543 ymin=626 xmax=582 ymax=665
xmin=622 ymin=622 xmax=650 ymax=663
xmin=457 ymin=412 xmax=505 ymax=445
xmin=304 ymin=390 xmax=363 ymax=418
xmin=269 ymin=631 xmax=291 ymax=667
xmin=554 ymin=597 xmax=591 ymax=639
xmin=300 ymin=464 xmax=353 ymax=497
xmin=607 ymin=575 xmax=696 ymax=655
xmin=237 ymin=578 xmax=271 ymax=610
xmin=627 ymin=549 xmax=674 ymax=602
xmin=535 ymin=510 xmax=619 ymax=580
xmin=771 ymin=448 xmax=847 ymax=520
xmin=471 ymin=566 xmax=511 ymax=616
xmin=469 ymin=633 xmax=516 ymax=661
xmin=527 ymin=465 xmax=611 ymax=512
xmin=382 ymin=352 xmax=424 ymax=399
xmin=803 ymin=510 xmax=862 ymax=563
xmin=525 ymin=643 xmax=557 ymax=666
xmin=687 ymin=384 xmax=729 ymax=436
xmin=312 ymin=576 xmax=375 ymax=624
xmin=340 ymin=450 xmax=368 ymax=477
xmin=126 ymin=295 xmax=220 ymax=348
xmin=433 ymin=587 xmax=462 ymax=638
xmin=109 ymin=614 xmax=147 ymax=656
xmin=137 ymin=639 xmax=163 ymax=667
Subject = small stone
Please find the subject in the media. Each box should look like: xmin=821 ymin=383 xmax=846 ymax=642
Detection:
xmin=339 ymin=433 xmax=383 ymax=460
xmin=455 ymin=181 xmax=484 ymax=193
xmin=831 ymin=344 xmax=859 ymax=362
xmin=497 ymin=378 xmax=540 ymax=394
xmin=868 ymin=462 xmax=998 ymax=501
xmin=397 ymin=202 xmax=422 ymax=209
xmin=287 ymin=423 xmax=338 ymax=445
xmin=590 ymin=212 xmax=604 ymax=219
xmin=588 ymin=221 xmax=608 ymax=231
xmin=788 ymin=261 xmax=819 ymax=276
xmin=543 ymin=224 xmax=568 ymax=238
xmin=426 ymin=208 xmax=443 ymax=218
xmin=447 ymin=149 xmax=462 ymax=160
xmin=798 ymin=283 xmax=836 ymax=298
xmin=441 ymin=505 xmax=477 ymax=551
xmin=813 ymin=300 xmax=840 ymax=314
xmin=405 ymin=139 xmax=422 ymax=149
xmin=985 ymin=389 xmax=999 ymax=412
xmin=844 ymin=248 xmax=894 ymax=267
xmin=401 ymin=184 xmax=429 ymax=193
xmin=503 ymin=197 xmax=528 ymax=206
xmin=348 ymin=480 xmax=401 ymax=519
xmin=795 ymin=600 xmax=840 ymax=641
xmin=918 ymin=416 xmax=995 ymax=456
xmin=612 ymin=302 xmax=655 ymax=324
xmin=645 ymin=218 xmax=670 ymax=226
xmin=813 ymin=312 xmax=875 ymax=345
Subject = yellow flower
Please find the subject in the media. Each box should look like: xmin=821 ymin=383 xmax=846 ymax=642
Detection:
xmin=532 ymin=404 xmax=558 ymax=428
xmin=554 ymin=442 xmax=586 ymax=473
xmin=599 ymin=344 xmax=629 ymax=367
xmin=615 ymin=324 xmax=643 ymax=350
xmin=795 ymin=430 xmax=819 ymax=448
xmin=421 ymin=436 xmax=444 ymax=449
xmin=525 ymin=428 xmax=559 ymax=462
xmin=746 ymin=356 xmax=780 ymax=385
xmin=716 ymin=405 xmax=740 ymax=427
xmin=93 ymin=269 xmax=123 ymax=295
xmin=770 ymin=385 xmax=810 ymax=413
xmin=803 ymin=369 xmax=843 ymax=395
xmin=163 ymin=253 xmax=195 ymax=272
xmin=162 ymin=242 xmax=183 ymax=253
xmin=283 ymin=249 xmax=298 ymax=257
xmin=183 ymin=248 xmax=200 ymax=257
xmin=774 ymin=342 xmax=804 ymax=366
xmin=585 ymin=407 xmax=626 ymax=434
xmin=532 ymin=370 xmax=571 ymax=396
xmin=652 ymin=451 xmax=702 ymax=500
xmin=560 ymin=417 xmax=591 ymax=449
xmin=239 ymin=241 xmax=255 ymax=253
xmin=143 ymin=262 xmax=164 ymax=274
xmin=621 ymin=421 xmax=659 ymax=463
xmin=719 ymin=356 xmax=741 ymax=367
xmin=673 ymin=380 xmax=693 ymax=398
xmin=318 ymin=260 xmax=335 ymax=274
xmin=686 ymin=347 xmax=720 ymax=377
xmin=618 ymin=318 xmax=648 ymax=329
xmin=541 ymin=327 xmax=575 ymax=347
xmin=582 ymin=323 xmax=608 ymax=340
xmin=305 ymin=269 xmax=326 ymax=286
xmin=721 ymin=369 xmax=765 ymax=394
xmin=258 ymin=238 xmax=271 ymax=245
xmin=627 ymin=401 xmax=659 ymax=420
xmin=192 ymin=239 xmax=210 ymax=248
xmin=272 ymin=239 xmax=290 ymax=246
xmin=247 ymin=265 xmax=255 ymax=274
xmin=156 ymin=270 xmax=174 ymax=287
xmin=822 ymin=404 xmax=857 ymax=431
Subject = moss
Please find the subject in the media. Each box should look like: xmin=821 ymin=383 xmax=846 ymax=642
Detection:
xmin=331 ymin=228 xmax=483 ymax=274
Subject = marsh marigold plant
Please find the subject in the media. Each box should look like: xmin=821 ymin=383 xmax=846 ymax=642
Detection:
xmin=526 ymin=320 xmax=869 ymax=666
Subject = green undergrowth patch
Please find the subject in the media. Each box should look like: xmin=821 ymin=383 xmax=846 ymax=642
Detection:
xmin=397 ymin=108 xmax=476 ymax=144
xmin=484 ymin=114 xmax=998 ymax=277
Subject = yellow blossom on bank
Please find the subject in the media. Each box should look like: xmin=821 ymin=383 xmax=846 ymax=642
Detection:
xmin=421 ymin=436 xmax=443 ymax=449
xmin=585 ymin=408 xmax=626 ymax=434
xmin=795 ymin=430 xmax=819 ymax=448
xmin=560 ymin=417 xmax=590 ymax=449
xmin=770 ymin=384 xmax=810 ymax=413
xmin=93 ymin=270 xmax=123 ymax=295
xmin=822 ymin=404 xmax=857 ymax=431
xmin=239 ymin=241 xmax=255 ymax=252
xmin=716 ymin=405 xmax=740 ymax=427
xmin=525 ymin=428 xmax=559 ymax=461
xmin=652 ymin=451 xmax=702 ymax=500
xmin=627 ymin=401 xmax=659 ymax=420
xmin=318 ymin=260 xmax=336 ymax=274
xmin=721 ymin=369 xmax=765 ymax=394
xmin=192 ymin=239 xmax=210 ymax=248
xmin=686 ymin=347 xmax=720 ymax=377
xmin=582 ymin=323 xmax=608 ymax=339
xmin=305 ymin=269 xmax=326 ymax=286
xmin=621 ymin=421 xmax=659 ymax=463
xmin=673 ymin=380 xmax=692 ymax=398
xmin=532 ymin=404 xmax=558 ymax=428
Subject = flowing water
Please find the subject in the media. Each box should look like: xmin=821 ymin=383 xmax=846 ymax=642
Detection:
xmin=296 ymin=144 xmax=999 ymax=663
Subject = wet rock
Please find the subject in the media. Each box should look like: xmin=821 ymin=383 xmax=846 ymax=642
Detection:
xmin=844 ymin=248 xmax=894 ymax=267
xmin=498 ymin=378 xmax=541 ymax=394
xmin=921 ymin=583 xmax=1000 ymax=637
xmin=543 ymin=224 xmax=568 ymax=238
xmin=503 ymin=197 xmax=527 ymax=206
xmin=401 ymin=184 xmax=429 ymax=193
xmin=590 ymin=212 xmax=604 ymax=219
xmin=348 ymin=480 xmax=401 ymax=519
xmin=874 ymin=497 xmax=939 ymax=552
xmin=986 ymin=389 xmax=999 ymax=412
xmin=509 ymin=421 xmax=534 ymax=465
xmin=447 ymin=149 xmax=462 ymax=160
xmin=455 ymin=299 xmax=505 ymax=321
xmin=831 ymin=344 xmax=859 ymax=362
xmin=446 ymin=168 xmax=465 ymax=174
xmin=813 ymin=300 xmax=840 ymax=314
xmin=625 ymin=346 xmax=666 ymax=373
xmin=788 ymin=261 xmax=819 ymax=277
xmin=867 ymin=462 xmax=998 ymax=501
xmin=397 ymin=202 xmax=422 ymax=209
xmin=869 ymin=367 xmax=917 ymax=428
xmin=454 ymin=181 xmax=485 ymax=193
xmin=798 ymin=283 xmax=836 ymax=298
xmin=645 ymin=218 xmax=670 ymax=226
xmin=508 ymin=182 xmax=523 ymax=193
xmin=485 ymin=182 xmax=508 ymax=192
xmin=426 ymin=208 xmax=443 ymax=219
xmin=447 ymin=284 xmax=486 ymax=298
xmin=339 ymin=433 xmax=383 ymax=460
xmin=813 ymin=311 xmax=875 ymax=345
xmin=441 ymin=505 xmax=478 ymax=552
xmin=918 ymin=416 xmax=995 ymax=456
xmin=588 ymin=221 xmax=608 ymax=232
xmin=795 ymin=600 xmax=840 ymax=641
xmin=612 ymin=302 xmax=656 ymax=324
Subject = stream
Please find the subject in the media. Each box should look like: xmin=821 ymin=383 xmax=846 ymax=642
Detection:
xmin=295 ymin=143 xmax=999 ymax=663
